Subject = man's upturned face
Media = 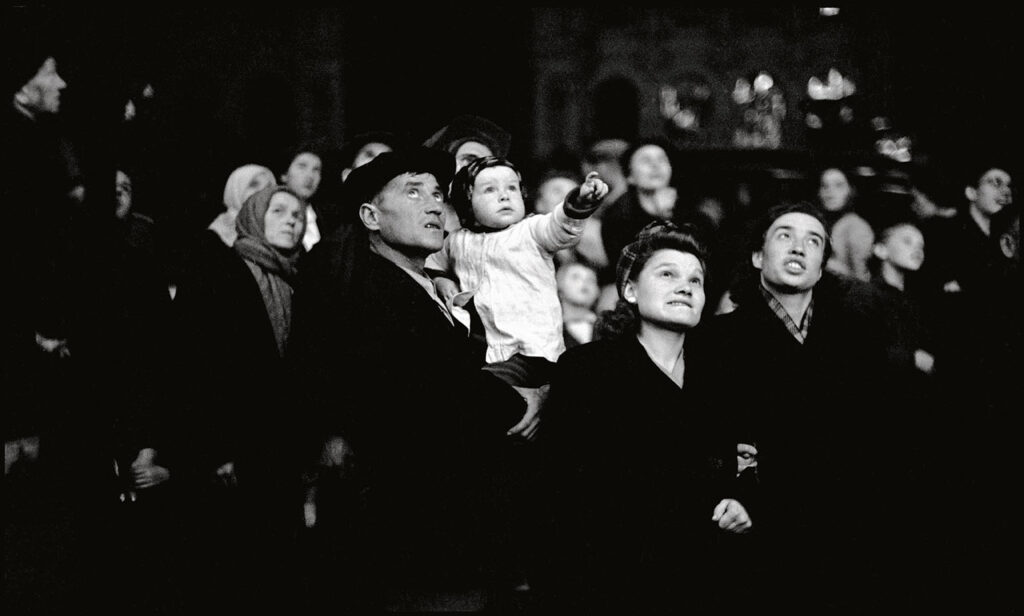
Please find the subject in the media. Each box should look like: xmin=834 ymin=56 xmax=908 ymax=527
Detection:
xmin=753 ymin=212 xmax=827 ymax=294
xmin=454 ymin=141 xmax=493 ymax=172
xmin=23 ymin=57 xmax=66 ymax=115
xmin=370 ymin=172 xmax=446 ymax=256
xmin=968 ymin=168 xmax=1012 ymax=217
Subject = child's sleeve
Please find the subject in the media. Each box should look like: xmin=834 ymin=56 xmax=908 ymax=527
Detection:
xmin=528 ymin=202 xmax=586 ymax=254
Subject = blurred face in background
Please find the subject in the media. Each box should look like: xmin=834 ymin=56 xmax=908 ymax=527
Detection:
xmin=967 ymin=167 xmax=1012 ymax=217
xmin=454 ymin=140 xmax=493 ymax=172
xmin=352 ymin=142 xmax=391 ymax=169
xmin=282 ymin=152 xmax=322 ymax=199
xmin=535 ymin=175 xmax=578 ymax=215
xmin=876 ymin=224 xmax=925 ymax=272
xmin=557 ymin=263 xmax=599 ymax=309
xmin=818 ymin=168 xmax=852 ymax=213
xmin=627 ymin=144 xmax=672 ymax=191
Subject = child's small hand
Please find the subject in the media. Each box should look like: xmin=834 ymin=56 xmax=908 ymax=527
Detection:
xmin=577 ymin=171 xmax=610 ymax=205
xmin=564 ymin=172 xmax=610 ymax=219
xmin=433 ymin=277 xmax=460 ymax=303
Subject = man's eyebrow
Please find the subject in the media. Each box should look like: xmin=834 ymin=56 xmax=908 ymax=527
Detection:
xmin=771 ymin=224 xmax=825 ymax=238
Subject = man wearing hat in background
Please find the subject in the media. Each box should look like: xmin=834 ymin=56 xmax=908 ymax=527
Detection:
xmin=292 ymin=146 xmax=535 ymax=612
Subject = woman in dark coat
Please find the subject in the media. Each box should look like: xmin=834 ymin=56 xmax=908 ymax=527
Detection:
xmin=171 ymin=184 xmax=308 ymax=612
xmin=535 ymin=221 xmax=751 ymax=614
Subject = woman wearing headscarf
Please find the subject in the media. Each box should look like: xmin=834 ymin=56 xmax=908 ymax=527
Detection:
xmin=209 ymin=164 xmax=277 ymax=247
xmin=171 ymin=184 xmax=307 ymax=612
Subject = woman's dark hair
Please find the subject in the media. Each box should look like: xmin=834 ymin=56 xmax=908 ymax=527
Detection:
xmin=449 ymin=156 xmax=527 ymax=228
xmin=595 ymin=222 xmax=708 ymax=340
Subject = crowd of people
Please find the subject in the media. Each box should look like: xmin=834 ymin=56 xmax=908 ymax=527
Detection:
xmin=3 ymin=31 xmax=1020 ymax=616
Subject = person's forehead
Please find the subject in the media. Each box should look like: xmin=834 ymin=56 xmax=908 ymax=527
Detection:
xmin=981 ymin=168 xmax=1011 ymax=184
xmin=563 ymin=262 xmax=594 ymax=277
xmin=359 ymin=142 xmax=391 ymax=156
xmin=645 ymin=248 xmax=703 ymax=271
xmin=821 ymin=168 xmax=848 ymax=183
xmin=889 ymin=224 xmax=922 ymax=239
xmin=456 ymin=141 xmax=493 ymax=157
xmin=476 ymin=166 xmax=519 ymax=182
xmin=542 ymin=176 xmax=578 ymax=189
xmin=633 ymin=144 xmax=667 ymax=160
xmin=768 ymin=212 xmax=825 ymax=235
xmin=383 ymin=171 xmax=440 ymax=192
xmin=269 ymin=191 xmax=300 ymax=207
xmin=292 ymin=152 xmax=321 ymax=164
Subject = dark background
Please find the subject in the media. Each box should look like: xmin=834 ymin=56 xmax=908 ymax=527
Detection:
xmin=8 ymin=7 xmax=1020 ymax=229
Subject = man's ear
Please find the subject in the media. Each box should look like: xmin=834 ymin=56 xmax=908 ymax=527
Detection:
xmin=872 ymin=243 xmax=888 ymax=261
xmin=751 ymin=250 xmax=763 ymax=270
xmin=622 ymin=280 xmax=638 ymax=304
xmin=965 ymin=186 xmax=978 ymax=203
xmin=341 ymin=168 xmax=352 ymax=182
xmin=359 ymin=203 xmax=380 ymax=231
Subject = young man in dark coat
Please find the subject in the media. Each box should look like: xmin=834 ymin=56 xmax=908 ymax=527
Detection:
xmin=291 ymin=147 xmax=533 ymax=611
xmin=700 ymin=202 xmax=900 ymax=611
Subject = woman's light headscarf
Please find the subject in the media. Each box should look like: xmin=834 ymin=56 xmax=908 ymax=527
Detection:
xmin=208 ymin=164 xmax=277 ymax=246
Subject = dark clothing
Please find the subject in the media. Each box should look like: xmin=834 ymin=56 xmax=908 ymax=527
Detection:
xmin=292 ymin=248 xmax=525 ymax=605
xmin=171 ymin=246 xmax=305 ymax=612
xmin=2 ymin=108 xmax=78 ymax=439
xmin=921 ymin=209 xmax=1004 ymax=297
xmin=701 ymin=273 xmax=900 ymax=611
xmin=535 ymin=334 xmax=738 ymax=613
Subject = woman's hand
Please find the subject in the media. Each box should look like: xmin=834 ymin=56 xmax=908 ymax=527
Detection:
xmin=712 ymin=498 xmax=752 ymax=534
